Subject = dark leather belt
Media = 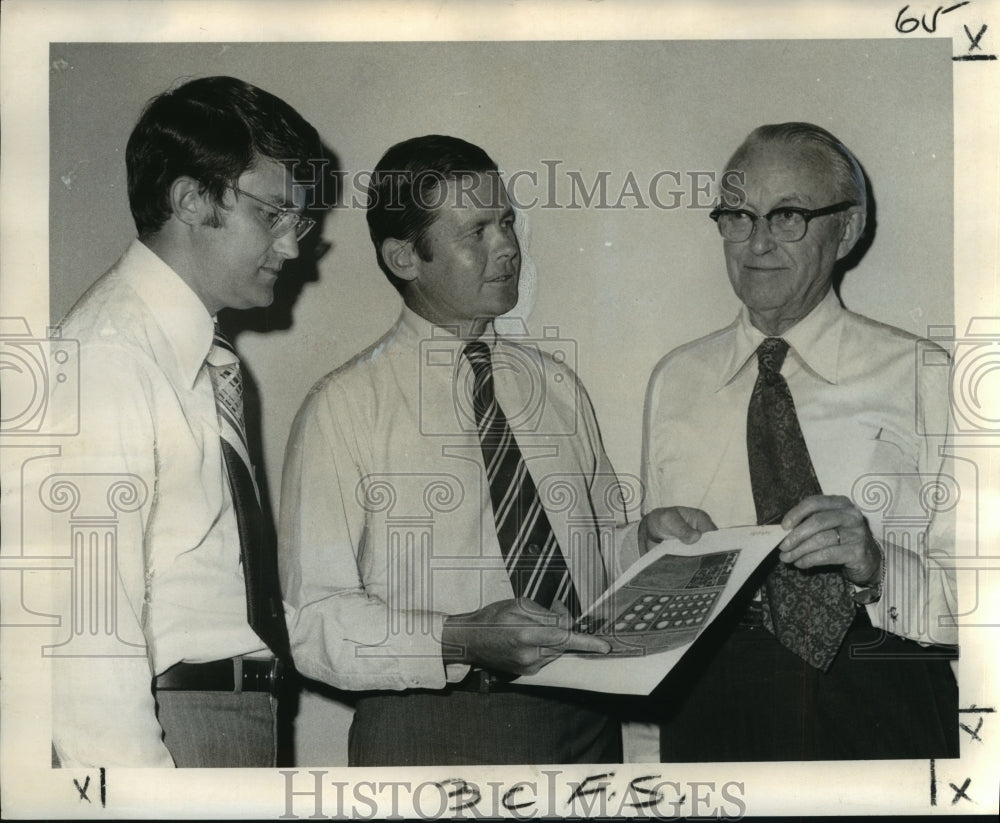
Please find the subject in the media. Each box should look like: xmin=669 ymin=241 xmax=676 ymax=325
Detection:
xmin=155 ymin=657 xmax=284 ymax=695
xmin=449 ymin=668 xmax=518 ymax=694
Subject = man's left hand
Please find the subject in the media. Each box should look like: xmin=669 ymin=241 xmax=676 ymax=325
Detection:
xmin=778 ymin=494 xmax=881 ymax=585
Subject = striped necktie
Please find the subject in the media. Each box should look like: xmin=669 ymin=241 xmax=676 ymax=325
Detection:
xmin=464 ymin=340 xmax=581 ymax=617
xmin=747 ymin=337 xmax=855 ymax=671
xmin=206 ymin=324 xmax=290 ymax=660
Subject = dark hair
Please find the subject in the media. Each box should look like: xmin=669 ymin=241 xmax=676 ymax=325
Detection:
xmin=126 ymin=75 xmax=322 ymax=238
xmin=727 ymin=122 xmax=868 ymax=232
xmin=365 ymin=134 xmax=499 ymax=294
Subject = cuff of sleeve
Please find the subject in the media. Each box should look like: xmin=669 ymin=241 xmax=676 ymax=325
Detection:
xmin=444 ymin=662 xmax=472 ymax=683
xmin=407 ymin=610 xmax=458 ymax=689
xmin=437 ymin=611 xmax=472 ymax=683
xmin=851 ymin=539 xmax=885 ymax=605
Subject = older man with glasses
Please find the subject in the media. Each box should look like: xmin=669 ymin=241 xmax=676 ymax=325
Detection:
xmin=46 ymin=76 xmax=326 ymax=767
xmin=641 ymin=122 xmax=958 ymax=761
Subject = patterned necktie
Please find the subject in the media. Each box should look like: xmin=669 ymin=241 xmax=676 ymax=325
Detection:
xmin=747 ymin=337 xmax=855 ymax=671
xmin=207 ymin=324 xmax=290 ymax=660
xmin=464 ymin=340 xmax=581 ymax=617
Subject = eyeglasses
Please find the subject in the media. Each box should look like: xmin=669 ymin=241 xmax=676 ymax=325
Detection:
xmin=231 ymin=187 xmax=316 ymax=241
xmin=710 ymin=200 xmax=856 ymax=243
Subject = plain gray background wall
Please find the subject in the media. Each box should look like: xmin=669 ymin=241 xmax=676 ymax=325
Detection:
xmin=49 ymin=39 xmax=952 ymax=765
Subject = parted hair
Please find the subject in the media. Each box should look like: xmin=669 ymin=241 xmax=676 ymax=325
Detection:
xmin=727 ymin=122 xmax=868 ymax=230
xmin=366 ymin=134 xmax=499 ymax=294
xmin=126 ymin=75 xmax=322 ymax=238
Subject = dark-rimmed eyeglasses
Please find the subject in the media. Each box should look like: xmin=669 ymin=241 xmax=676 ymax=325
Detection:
xmin=231 ymin=187 xmax=316 ymax=241
xmin=710 ymin=201 xmax=856 ymax=243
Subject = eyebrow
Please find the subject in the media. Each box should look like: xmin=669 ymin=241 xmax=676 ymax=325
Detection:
xmin=766 ymin=193 xmax=815 ymax=209
xmin=257 ymin=187 xmax=303 ymax=210
xmin=727 ymin=194 xmax=815 ymax=214
xmin=457 ymin=206 xmax=515 ymax=232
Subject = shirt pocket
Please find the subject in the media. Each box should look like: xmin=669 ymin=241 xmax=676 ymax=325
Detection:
xmin=866 ymin=423 xmax=918 ymax=472
xmin=846 ymin=423 xmax=923 ymax=525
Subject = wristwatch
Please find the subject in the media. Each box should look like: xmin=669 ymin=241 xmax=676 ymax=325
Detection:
xmin=852 ymin=540 xmax=885 ymax=605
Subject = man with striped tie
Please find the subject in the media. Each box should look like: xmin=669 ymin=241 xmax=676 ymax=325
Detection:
xmin=47 ymin=76 xmax=326 ymax=767
xmin=279 ymin=134 xmax=712 ymax=766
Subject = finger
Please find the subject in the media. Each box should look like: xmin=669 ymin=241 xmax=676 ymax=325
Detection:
xmin=780 ymin=541 xmax=850 ymax=569
xmin=780 ymin=494 xmax=850 ymax=530
xmin=779 ymin=508 xmax=852 ymax=553
xmin=513 ymin=598 xmax=563 ymax=625
xmin=780 ymin=523 xmax=867 ymax=567
xmin=780 ymin=519 xmax=844 ymax=561
xmin=682 ymin=506 xmax=718 ymax=534
xmin=535 ymin=631 xmax=610 ymax=661
xmin=518 ymin=621 xmax=577 ymax=649
xmin=647 ymin=508 xmax=700 ymax=545
xmin=563 ymin=632 xmax=612 ymax=655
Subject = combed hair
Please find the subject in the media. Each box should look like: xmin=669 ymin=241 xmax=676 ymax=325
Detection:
xmin=365 ymin=134 xmax=499 ymax=295
xmin=727 ymin=122 xmax=868 ymax=230
xmin=126 ymin=76 xmax=323 ymax=238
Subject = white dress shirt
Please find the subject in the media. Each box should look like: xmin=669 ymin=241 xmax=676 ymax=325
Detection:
xmin=279 ymin=306 xmax=639 ymax=693
xmin=644 ymin=290 xmax=957 ymax=647
xmin=44 ymin=240 xmax=265 ymax=767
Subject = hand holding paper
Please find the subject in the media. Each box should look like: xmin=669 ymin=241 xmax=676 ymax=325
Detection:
xmin=639 ymin=506 xmax=718 ymax=554
xmin=517 ymin=524 xmax=785 ymax=694
xmin=441 ymin=597 xmax=611 ymax=676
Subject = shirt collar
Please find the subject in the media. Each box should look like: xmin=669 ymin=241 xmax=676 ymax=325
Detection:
xmin=397 ymin=304 xmax=499 ymax=354
xmin=719 ymin=289 xmax=846 ymax=389
xmin=125 ymin=239 xmax=216 ymax=389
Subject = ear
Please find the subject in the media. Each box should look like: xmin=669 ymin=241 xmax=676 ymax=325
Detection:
xmin=835 ymin=207 xmax=865 ymax=260
xmin=169 ymin=176 xmax=215 ymax=227
xmin=381 ymin=237 xmax=420 ymax=282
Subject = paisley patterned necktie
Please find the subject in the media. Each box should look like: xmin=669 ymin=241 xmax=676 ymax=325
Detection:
xmin=747 ymin=337 xmax=855 ymax=671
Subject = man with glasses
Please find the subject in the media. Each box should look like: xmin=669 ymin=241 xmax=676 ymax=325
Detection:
xmin=642 ymin=123 xmax=958 ymax=760
xmin=47 ymin=76 xmax=324 ymax=766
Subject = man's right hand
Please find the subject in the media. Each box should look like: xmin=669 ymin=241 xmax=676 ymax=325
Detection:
xmin=638 ymin=506 xmax=717 ymax=555
xmin=441 ymin=598 xmax=611 ymax=676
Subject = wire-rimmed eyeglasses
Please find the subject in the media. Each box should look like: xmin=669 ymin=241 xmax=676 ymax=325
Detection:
xmin=231 ymin=187 xmax=316 ymax=242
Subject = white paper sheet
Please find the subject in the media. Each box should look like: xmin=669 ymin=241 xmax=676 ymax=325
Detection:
xmin=517 ymin=525 xmax=785 ymax=695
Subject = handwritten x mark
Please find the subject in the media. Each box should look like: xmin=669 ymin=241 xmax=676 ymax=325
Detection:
xmin=73 ymin=775 xmax=91 ymax=802
xmin=949 ymin=777 xmax=972 ymax=805
xmin=964 ymin=24 xmax=988 ymax=51
xmin=960 ymin=717 xmax=984 ymax=741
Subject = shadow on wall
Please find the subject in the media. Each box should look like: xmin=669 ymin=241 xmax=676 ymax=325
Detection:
xmin=217 ymin=140 xmax=343 ymax=765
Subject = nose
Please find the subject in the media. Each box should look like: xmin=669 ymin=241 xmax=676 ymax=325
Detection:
xmin=748 ymin=216 xmax=777 ymax=255
xmin=273 ymin=229 xmax=300 ymax=261
xmin=494 ymin=223 xmax=520 ymax=262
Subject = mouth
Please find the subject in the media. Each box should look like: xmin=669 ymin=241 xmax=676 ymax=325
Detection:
xmin=486 ymin=272 xmax=517 ymax=283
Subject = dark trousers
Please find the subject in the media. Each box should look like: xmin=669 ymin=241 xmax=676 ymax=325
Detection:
xmin=657 ymin=612 xmax=958 ymax=761
xmin=349 ymin=686 xmax=622 ymax=766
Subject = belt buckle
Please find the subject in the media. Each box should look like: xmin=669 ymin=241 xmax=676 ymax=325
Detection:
xmin=239 ymin=657 xmax=281 ymax=694
xmin=269 ymin=657 xmax=284 ymax=695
